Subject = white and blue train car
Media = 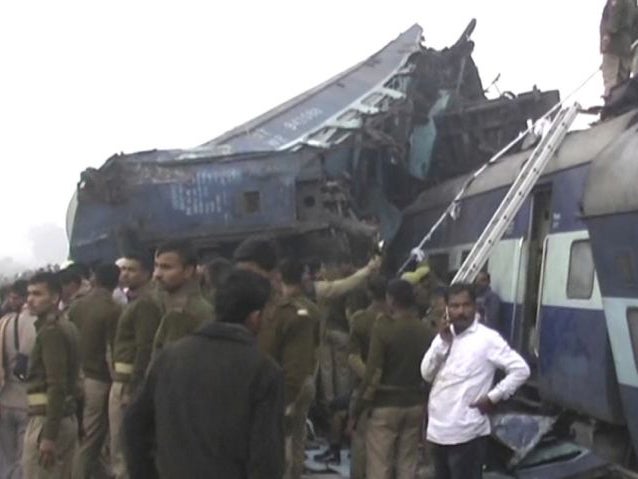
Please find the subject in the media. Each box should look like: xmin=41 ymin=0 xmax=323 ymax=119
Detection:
xmin=583 ymin=114 xmax=638 ymax=464
xmin=389 ymin=109 xmax=638 ymax=465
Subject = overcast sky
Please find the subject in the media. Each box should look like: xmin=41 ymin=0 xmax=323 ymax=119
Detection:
xmin=0 ymin=0 xmax=603 ymax=266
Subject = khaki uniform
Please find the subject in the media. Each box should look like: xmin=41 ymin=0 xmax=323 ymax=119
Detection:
xmin=152 ymin=280 xmax=214 ymax=352
xmin=68 ymin=288 xmax=121 ymax=479
xmin=601 ymin=0 xmax=637 ymax=95
xmin=355 ymin=311 xmax=433 ymax=479
xmin=314 ymin=264 xmax=374 ymax=405
xmin=109 ymin=283 xmax=162 ymax=479
xmin=347 ymin=303 xmax=385 ymax=479
xmin=23 ymin=312 xmax=80 ymax=479
xmin=259 ymin=293 xmax=320 ymax=479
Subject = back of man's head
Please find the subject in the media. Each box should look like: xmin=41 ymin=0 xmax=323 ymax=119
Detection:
xmin=215 ymin=269 xmax=271 ymax=325
xmin=387 ymin=279 xmax=415 ymax=310
xmin=9 ymin=280 xmax=28 ymax=298
xmin=58 ymin=268 xmax=82 ymax=288
xmin=94 ymin=264 xmax=121 ymax=292
xmin=67 ymin=262 xmax=91 ymax=281
xmin=233 ymin=236 xmax=277 ymax=273
xmin=368 ymin=274 xmax=388 ymax=302
xmin=279 ymin=258 xmax=304 ymax=286
xmin=205 ymin=257 xmax=233 ymax=290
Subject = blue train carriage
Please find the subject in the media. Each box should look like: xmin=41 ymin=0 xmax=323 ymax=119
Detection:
xmin=583 ymin=111 xmax=638 ymax=464
xmin=388 ymin=109 xmax=638 ymax=466
xmin=67 ymin=148 xmax=377 ymax=264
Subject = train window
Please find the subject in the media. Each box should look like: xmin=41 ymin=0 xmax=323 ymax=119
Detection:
xmin=428 ymin=253 xmax=450 ymax=280
xmin=243 ymin=191 xmax=261 ymax=214
xmin=566 ymin=240 xmax=595 ymax=300
xmin=626 ymin=308 xmax=638 ymax=373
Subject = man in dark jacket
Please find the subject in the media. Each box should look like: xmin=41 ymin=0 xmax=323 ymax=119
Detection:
xmin=123 ymin=269 xmax=284 ymax=479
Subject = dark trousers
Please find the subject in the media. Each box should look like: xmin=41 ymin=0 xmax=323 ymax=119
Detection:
xmin=429 ymin=436 xmax=487 ymax=479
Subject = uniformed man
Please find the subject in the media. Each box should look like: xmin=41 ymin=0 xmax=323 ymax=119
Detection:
xmin=109 ymin=254 xmax=162 ymax=479
xmin=201 ymin=257 xmax=232 ymax=309
xmin=354 ymin=279 xmax=434 ymax=479
xmin=152 ymin=241 xmax=214 ymax=352
xmin=70 ymin=264 xmax=121 ymax=479
xmin=23 ymin=272 xmax=80 ymax=479
xmin=58 ymin=268 xmax=92 ymax=313
xmin=601 ymin=0 xmax=637 ymax=96
xmin=123 ymin=269 xmax=284 ymax=479
xmin=0 ymin=280 xmax=37 ymax=479
xmin=346 ymin=274 xmax=388 ymax=479
xmin=260 ymin=258 xmax=320 ymax=479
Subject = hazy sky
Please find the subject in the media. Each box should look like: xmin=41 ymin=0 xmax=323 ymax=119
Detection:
xmin=0 ymin=0 xmax=603 ymax=265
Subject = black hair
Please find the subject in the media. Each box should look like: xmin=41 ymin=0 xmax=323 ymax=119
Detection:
xmin=9 ymin=280 xmax=28 ymax=298
xmin=477 ymin=271 xmax=491 ymax=282
xmin=58 ymin=268 xmax=82 ymax=287
xmin=367 ymin=274 xmax=388 ymax=302
xmin=215 ymin=269 xmax=271 ymax=324
xmin=279 ymin=258 xmax=304 ymax=285
xmin=232 ymin=236 xmax=278 ymax=272
xmin=386 ymin=279 xmax=415 ymax=309
xmin=445 ymin=283 xmax=476 ymax=303
xmin=94 ymin=264 xmax=121 ymax=291
xmin=156 ymin=240 xmax=198 ymax=268
xmin=29 ymin=272 xmax=62 ymax=297
xmin=122 ymin=251 xmax=154 ymax=273
xmin=66 ymin=262 xmax=91 ymax=281
xmin=205 ymin=257 xmax=233 ymax=289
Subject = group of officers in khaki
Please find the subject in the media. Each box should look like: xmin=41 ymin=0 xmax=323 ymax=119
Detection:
xmin=4 ymin=234 xmax=438 ymax=479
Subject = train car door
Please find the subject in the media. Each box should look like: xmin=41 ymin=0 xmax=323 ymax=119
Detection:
xmin=519 ymin=186 xmax=552 ymax=362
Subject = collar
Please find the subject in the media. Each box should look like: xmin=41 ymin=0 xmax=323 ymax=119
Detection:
xmin=35 ymin=310 xmax=60 ymax=331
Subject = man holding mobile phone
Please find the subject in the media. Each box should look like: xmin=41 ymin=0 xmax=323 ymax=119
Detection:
xmin=420 ymin=283 xmax=530 ymax=479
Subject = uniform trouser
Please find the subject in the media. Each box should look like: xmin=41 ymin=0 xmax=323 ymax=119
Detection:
xmin=0 ymin=406 xmax=28 ymax=479
xmin=602 ymin=53 xmax=631 ymax=96
xmin=350 ymin=408 xmax=369 ymax=479
xmin=72 ymin=378 xmax=111 ymax=479
xmin=284 ymin=381 xmax=315 ymax=479
xmin=429 ymin=436 xmax=487 ymax=479
xmin=22 ymin=415 xmax=78 ymax=479
xmin=365 ymin=405 xmax=423 ymax=479
xmin=320 ymin=330 xmax=352 ymax=403
xmin=108 ymin=382 xmax=129 ymax=479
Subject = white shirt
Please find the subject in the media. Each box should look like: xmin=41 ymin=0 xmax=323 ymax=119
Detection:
xmin=420 ymin=317 xmax=530 ymax=445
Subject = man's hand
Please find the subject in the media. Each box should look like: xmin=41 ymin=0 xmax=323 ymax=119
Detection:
xmin=367 ymin=256 xmax=382 ymax=272
xmin=39 ymin=438 xmax=56 ymax=469
xmin=439 ymin=323 xmax=453 ymax=344
xmin=470 ymin=395 xmax=495 ymax=415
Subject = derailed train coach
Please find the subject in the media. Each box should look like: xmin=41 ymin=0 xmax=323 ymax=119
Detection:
xmin=388 ymin=102 xmax=638 ymax=472
xmin=66 ymin=22 xmax=558 ymax=265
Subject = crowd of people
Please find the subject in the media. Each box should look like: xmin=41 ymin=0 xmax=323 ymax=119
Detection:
xmin=0 ymin=235 xmax=530 ymax=479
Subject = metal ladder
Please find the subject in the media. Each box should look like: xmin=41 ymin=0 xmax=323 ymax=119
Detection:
xmin=451 ymin=102 xmax=580 ymax=284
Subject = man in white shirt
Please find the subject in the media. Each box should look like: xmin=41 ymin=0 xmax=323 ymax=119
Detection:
xmin=420 ymin=283 xmax=530 ymax=479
